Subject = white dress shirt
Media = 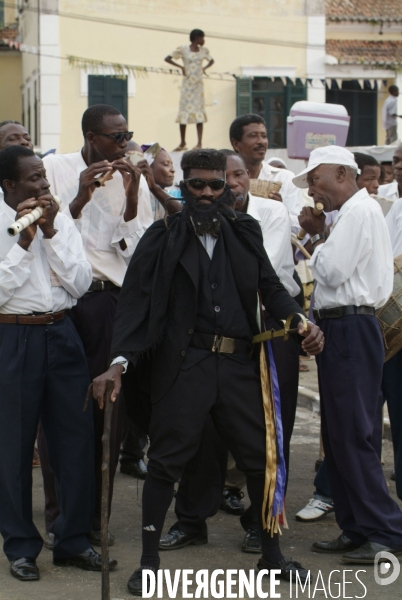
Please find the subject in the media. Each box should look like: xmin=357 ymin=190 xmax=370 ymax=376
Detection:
xmin=247 ymin=193 xmax=299 ymax=296
xmin=309 ymin=188 xmax=393 ymax=310
xmin=382 ymin=95 xmax=398 ymax=130
xmin=378 ymin=181 xmax=400 ymax=203
xmin=43 ymin=151 xmax=153 ymax=287
xmin=258 ymin=161 xmax=303 ymax=231
xmin=385 ymin=197 xmax=402 ymax=257
xmin=0 ymin=198 xmax=92 ymax=314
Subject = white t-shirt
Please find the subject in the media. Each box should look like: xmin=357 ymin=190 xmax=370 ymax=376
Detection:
xmin=309 ymin=189 xmax=393 ymax=309
xmin=382 ymin=95 xmax=398 ymax=130
xmin=43 ymin=151 xmax=153 ymax=287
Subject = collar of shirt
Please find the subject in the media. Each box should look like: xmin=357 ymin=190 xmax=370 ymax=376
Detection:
xmin=331 ymin=188 xmax=372 ymax=229
xmin=246 ymin=192 xmax=261 ymax=221
xmin=0 ymin=197 xmax=17 ymax=221
xmin=379 ymin=180 xmax=400 ymax=201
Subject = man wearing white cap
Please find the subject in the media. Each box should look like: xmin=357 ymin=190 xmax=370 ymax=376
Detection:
xmin=297 ymin=146 xmax=402 ymax=564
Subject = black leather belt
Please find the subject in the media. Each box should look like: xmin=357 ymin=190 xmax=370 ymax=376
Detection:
xmin=190 ymin=331 xmax=252 ymax=354
xmin=313 ymin=305 xmax=376 ymax=320
xmin=88 ymin=280 xmax=120 ymax=292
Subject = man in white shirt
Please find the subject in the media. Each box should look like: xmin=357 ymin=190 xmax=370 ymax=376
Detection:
xmin=229 ymin=114 xmax=302 ymax=230
xmin=297 ymin=145 xmax=402 ymax=564
xmin=378 ymin=143 xmax=402 ymax=203
xmin=382 ymin=85 xmax=400 ymax=145
xmin=42 ymin=104 xmax=153 ymax=545
xmin=0 ymin=145 xmax=117 ymax=581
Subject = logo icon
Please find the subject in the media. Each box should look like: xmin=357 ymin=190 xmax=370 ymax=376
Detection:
xmin=374 ymin=551 xmax=400 ymax=586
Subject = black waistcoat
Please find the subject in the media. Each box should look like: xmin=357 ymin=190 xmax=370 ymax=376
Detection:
xmin=195 ymin=235 xmax=253 ymax=341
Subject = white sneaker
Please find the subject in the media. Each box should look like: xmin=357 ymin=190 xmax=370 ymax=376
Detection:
xmin=295 ymin=497 xmax=334 ymax=522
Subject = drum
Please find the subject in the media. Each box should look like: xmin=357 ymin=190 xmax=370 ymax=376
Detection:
xmin=377 ymin=254 xmax=402 ymax=362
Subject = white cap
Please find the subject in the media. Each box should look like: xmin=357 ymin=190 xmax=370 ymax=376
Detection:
xmin=292 ymin=146 xmax=360 ymax=189
xmin=267 ymin=156 xmax=287 ymax=168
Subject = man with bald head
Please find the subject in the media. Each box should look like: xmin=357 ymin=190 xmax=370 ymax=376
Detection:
xmin=298 ymin=146 xmax=402 ymax=564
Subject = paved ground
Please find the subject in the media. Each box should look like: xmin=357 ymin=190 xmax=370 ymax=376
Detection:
xmin=0 ymin=390 xmax=400 ymax=599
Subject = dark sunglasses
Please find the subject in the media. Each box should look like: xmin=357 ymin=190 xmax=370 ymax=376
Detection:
xmin=92 ymin=131 xmax=134 ymax=144
xmin=184 ymin=178 xmax=226 ymax=191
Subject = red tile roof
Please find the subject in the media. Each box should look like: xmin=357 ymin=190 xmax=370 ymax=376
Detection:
xmin=327 ymin=0 xmax=402 ymax=21
xmin=326 ymin=39 xmax=402 ymax=67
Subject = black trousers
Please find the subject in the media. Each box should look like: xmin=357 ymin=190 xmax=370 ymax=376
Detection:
xmin=0 ymin=318 xmax=94 ymax=561
xmin=172 ymin=324 xmax=299 ymax=535
xmin=120 ymin=417 xmax=147 ymax=464
xmin=317 ymin=315 xmax=402 ymax=548
xmin=382 ymin=348 xmax=402 ymax=501
xmin=38 ymin=290 xmax=126 ymax=532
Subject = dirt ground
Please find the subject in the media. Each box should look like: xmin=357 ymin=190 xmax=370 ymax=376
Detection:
xmin=0 ymin=403 xmax=400 ymax=600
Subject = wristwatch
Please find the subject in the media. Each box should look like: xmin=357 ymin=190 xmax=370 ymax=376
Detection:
xmin=310 ymin=233 xmax=326 ymax=245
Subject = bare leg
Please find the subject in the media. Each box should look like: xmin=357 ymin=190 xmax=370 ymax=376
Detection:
xmin=196 ymin=123 xmax=203 ymax=148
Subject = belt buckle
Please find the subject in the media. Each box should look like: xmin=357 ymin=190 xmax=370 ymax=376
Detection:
xmin=212 ymin=335 xmax=221 ymax=352
xmin=100 ymin=281 xmax=105 ymax=291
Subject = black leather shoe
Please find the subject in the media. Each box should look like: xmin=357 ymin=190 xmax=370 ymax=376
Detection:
xmin=159 ymin=528 xmax=208 ymax=551
xmin=88 ymin=529 xmax=115 ymax=547
xmin=242 ymin=528 xmax=262 ymax=553
xmin=120 ymin=458 xmax=148 ymax=479
xmin=257 ymin=557 xmax=309 ymax=583
xmin=127 ymin=566 xmax=157 ymax=596
xmin=341 ymin=541 xmax=402 ymax=564
xmin=53 ymin=547 xmax=117 ymax=571
xmin=220 ymin=488 xmax=245 ymax=515
xmin=10 ymin=558 xmax=39 ymax=581
xmin=312 ymin=534 xmax=358 ymax=553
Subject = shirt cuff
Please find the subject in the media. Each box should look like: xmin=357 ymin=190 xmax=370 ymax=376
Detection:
xmin=308 ymin=242 xmax=325 ymax=267
xmin=111 ymin=213 xmax=145 ymax=243
xmin=8 ymin=242 xmax=35 ymax=264
xmin=110 ymin=356 xmax=128 ymax=374
xmin=63 ymin=204 xmax=82 ymax=221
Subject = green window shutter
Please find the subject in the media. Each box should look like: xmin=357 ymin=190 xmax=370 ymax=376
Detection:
xmin=236 ymin=77 xmax=252 ymax=116
xmin=285 ymin=78 xmax=307 ymax=146
xmin=88 ymin=76 xmax=128 ymax=121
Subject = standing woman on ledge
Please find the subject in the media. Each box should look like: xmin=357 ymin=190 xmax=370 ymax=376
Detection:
xmin=165 ymin=29 xmax=214 ymax=151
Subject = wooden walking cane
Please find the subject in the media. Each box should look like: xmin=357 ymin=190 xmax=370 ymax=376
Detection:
xmin=83 ymin=379 xmax=115 ymax=600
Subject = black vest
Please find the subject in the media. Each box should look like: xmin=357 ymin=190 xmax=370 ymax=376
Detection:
xmin=195 ymin=234 xmax=253 ymax=341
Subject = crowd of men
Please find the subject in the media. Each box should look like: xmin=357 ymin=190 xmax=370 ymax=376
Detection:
xmin=0 ymin=106 xmax=401 ymax=596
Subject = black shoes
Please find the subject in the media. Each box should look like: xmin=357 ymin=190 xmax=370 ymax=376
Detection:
xmin=88 ymin=529 xmax=116 ymax=547
xmin=127 ymin=566 xmax=157 ymax=596
xmin=220 ymin=488 xmax=245 ymax=515
xmin=53 ymin=547 xmax=117 ymax=571
xmin=159 ymin=528 xmax=208 ymax=550
xmin=120 ymin=458 xmax=148 ymax=479
xmin=311 ymin=534 xmax=358 ymax=554
xmin=43 ymin=531 xmax=55 ymax=550
xmin=341 ymin=541 xmax=402 ymax=564
xmin=242 ymin=528 xmax=262 ymax=553
xmin=257 ymin=557 xmax=309 ymax=583
xmin=10 ymin=558 xmax=39 ymax=581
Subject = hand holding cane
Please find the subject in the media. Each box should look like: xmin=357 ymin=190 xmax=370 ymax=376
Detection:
xmin=297 ymin=202 xmax=324 ymax=240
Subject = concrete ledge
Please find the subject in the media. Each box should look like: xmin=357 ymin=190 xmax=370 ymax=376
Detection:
xmin=297 ymin=386 xmax=393 ymax=442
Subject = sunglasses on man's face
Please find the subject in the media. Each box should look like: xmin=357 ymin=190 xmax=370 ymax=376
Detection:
xmin=93 ymin=131 xmax=134 ymax=144
xmin=184 ymin=178 xmax=226 ymax=191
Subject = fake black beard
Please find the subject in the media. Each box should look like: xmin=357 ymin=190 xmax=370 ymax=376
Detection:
xmin=180 ymin=183 xmax=237 ymax=237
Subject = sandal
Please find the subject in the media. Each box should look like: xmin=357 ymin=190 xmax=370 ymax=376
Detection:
xmin=299 ymin=358 xmax=309 ymax=372
xmin=172 ymin=144 xmax=187 ymax=152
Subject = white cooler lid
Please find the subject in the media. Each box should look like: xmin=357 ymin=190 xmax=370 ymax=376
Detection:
xmin=290 ymin=101 xmax=348 ymax=117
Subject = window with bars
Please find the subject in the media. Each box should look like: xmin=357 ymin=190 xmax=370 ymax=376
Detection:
xmin=88 ymin=75 xmax=128 ymax=120
xmin=236 ymin=77 xmax=307 ymax=149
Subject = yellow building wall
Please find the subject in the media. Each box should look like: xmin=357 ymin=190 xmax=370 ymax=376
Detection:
xmin=58 ymin=0 xmax=309 ymax=152
xmin=0 ymin=54 xmax=22 ymax=121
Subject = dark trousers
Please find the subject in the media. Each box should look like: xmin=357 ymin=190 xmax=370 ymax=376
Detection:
xmin=38 ymin=290 xmax=126 ymax=532
xmin=317 ymin=315 xmax=402 ymax=548
xmin=141 ymin=352 xmax=280 ymax=564
xmin=382 ymin=348 xmax=402 ymax=501
xmin=0 ymin=318 xmax=94 ymax=561
xmin=173 ymin=323 xmax=299 ymax=535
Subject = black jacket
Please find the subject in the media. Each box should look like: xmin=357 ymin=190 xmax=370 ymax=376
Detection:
xmin=111 ymin=212 xmax=304 ymax=421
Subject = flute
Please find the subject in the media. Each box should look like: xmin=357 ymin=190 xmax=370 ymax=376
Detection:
xmin=94 ymin=168 xmax=116 ymax=188
xmin=297 ymin=202 xmax=324 ymax=240
xmin=7 ymin=195 xmax=62 ymax=237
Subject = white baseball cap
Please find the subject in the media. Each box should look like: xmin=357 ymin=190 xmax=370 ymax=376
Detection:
xmin=292 ymin=146 xmax=360 ymax=189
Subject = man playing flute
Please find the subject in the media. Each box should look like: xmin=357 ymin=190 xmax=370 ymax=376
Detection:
xmin=0 ymin=145 xmax=116 ymax=581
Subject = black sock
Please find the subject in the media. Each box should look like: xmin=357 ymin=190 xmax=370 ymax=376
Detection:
xmin=141 ymin=475 xmax=175 ymax=569
xmin=246 ymin=475 xmax=285 ymax=564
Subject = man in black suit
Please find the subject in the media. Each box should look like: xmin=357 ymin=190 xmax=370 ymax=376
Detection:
xmin=93 ymin=149 xmax=324 ymax=596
